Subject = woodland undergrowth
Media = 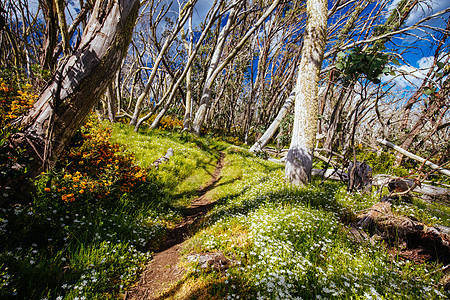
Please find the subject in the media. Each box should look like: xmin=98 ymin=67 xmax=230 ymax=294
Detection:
xmin=0 ymin=76 xmax=449 ymax=299
xmin=0 ymin=77 xmax=223 ymax=300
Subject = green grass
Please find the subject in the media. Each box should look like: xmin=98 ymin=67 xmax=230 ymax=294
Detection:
xmin=1 ymin=126 xmax=448 ymax=299
xmin=0 ymin=123 xmax=222 ymax=299
xmin=110 ymin=124 xmax=224 ymax=207
xmin=179 ymin=146 xmax=448 ymax=299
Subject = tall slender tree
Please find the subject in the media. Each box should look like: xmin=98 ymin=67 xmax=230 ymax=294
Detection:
xmin=285 ymin=0 xmax=327 ymax=185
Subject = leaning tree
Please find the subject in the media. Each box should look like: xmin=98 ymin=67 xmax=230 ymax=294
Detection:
xmin=8 ymin=0 xmax=140 ymax=179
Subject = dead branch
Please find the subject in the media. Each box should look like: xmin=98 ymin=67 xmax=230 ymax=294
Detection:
xmin=151 ymin=148 xmax=174 ymax=170
xmin=377 ymin=139 xmax=450 ymax=177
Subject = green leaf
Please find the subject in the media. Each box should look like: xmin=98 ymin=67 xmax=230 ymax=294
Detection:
xmin=436 ymin=72 xmax=443 ymax=77
xmin=389 ymin=70 xmax=396 ymax=76
xmin=437 ymin=62 xmax=445 ymax=69
xmin=391 ymin=58 xmax=401 ymax=66
xmin=335 ymin=62 xmax=344 ymax=70
xmin=423 ymin=87 xmax=433 ymax=95
xmin=382 ymin=67 xmax=390 ymax=73
xmin=337 ymin=51 xmax=345 ymax=58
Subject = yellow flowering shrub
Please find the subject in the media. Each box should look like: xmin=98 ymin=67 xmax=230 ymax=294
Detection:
xmin=0 ymin=74 xmax=38 ymax=198
xmin=0 ymin=77 xmax=37 ymax=139
xmin=146 ymin=114 xmax=183 ymax=131
xmin=41 ymin=117 xmax=147 ymax=204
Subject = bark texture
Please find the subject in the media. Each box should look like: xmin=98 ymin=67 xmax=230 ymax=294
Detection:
xmin=357 ymin=201 xmax=450 ymax=265
xmin=11 ymin=0 xmax=140 ymax=178
xmin=285 ymin=0 xmax=327 ymax=185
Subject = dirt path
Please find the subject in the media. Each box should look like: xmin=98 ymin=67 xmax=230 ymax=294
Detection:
xmin=124 ymin=152 xmax=225 ymax=300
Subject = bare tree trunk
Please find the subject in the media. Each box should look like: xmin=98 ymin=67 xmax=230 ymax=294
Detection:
xmin=129 ymin=1 xmax=195 ymax=126
xmin=106 ymin=81 xmax=116 ymax=123
xmin=191 ymin=0 xmax=240 ymax=135
xmin=323 ymin=81 xmax=354 ymax=151
xmin=400 ymin=18 xmax=450 ymax=131
xmin=54 ymin=0 xmax=70 ymax=55
xmin=378 ymin=139 xmax=450 ymax=177
xmin=182 ymin=10 xmax=194 ymax=131
xmin=9 ymin=0 xmax=139 ymax=178
xmin=133 ymin=1 xmax=225 ymax=132
xmin=191 ymin=0 xmax=282 ymax=135
xmin=250 ymin=91 xmax=295 ymax=153
xmin=40 ymin=0 xmax=58 ymax=70
xmin=394 ymin=93 xmax=447 ymax=167
xmin=285 ymin=0 xmax=327 ymax=185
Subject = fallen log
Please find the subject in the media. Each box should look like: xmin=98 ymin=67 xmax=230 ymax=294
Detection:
xmin=373 ymin=175 xmax=450 ymax=200
xmin=310 ymin=170 xmax=450 ymax=200
xmin=151 ymin=148 xmax=174 ymax=170
xmin=377 ymin=139 xmax=450 ymax=177
xmin=357 ymin=201 xmax=450 ymax=265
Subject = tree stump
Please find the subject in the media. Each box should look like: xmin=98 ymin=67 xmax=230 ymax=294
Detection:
xmin=347 ymin=161 xmax=372 ymax=192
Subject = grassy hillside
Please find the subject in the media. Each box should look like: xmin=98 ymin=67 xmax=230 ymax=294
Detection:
xmin=172 ymin=147 xmax=448 ymax=299
xmin=0 ymin=121 xmax=448 ymax=299
xmin=0 ymin=120 xmax=223 ymax=299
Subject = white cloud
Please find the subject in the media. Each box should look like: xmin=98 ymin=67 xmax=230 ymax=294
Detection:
xmin=388 ymin=0 xmax=450 ymax=26
xmin=382 ymin=51 xmax=448 ymax=89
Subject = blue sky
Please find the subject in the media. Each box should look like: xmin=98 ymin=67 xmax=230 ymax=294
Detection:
xmin=25 ymin=0 xmax=448 ymax=89
xmin=382 ymin=0 xmax=450 ymax=90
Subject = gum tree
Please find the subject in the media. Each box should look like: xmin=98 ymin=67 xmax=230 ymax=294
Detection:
xmin=9 ymin=0 xmax=140 ymax=178
xmin=285 ymin=0 xmax=327 ymax=185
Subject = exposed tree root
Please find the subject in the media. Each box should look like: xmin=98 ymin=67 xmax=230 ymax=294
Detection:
xmin=356 ymin=201 xmax=450 ymax=265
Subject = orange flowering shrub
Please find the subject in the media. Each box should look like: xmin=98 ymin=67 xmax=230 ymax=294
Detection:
xmin=146 ymin=114 xmax=183 ymax=131
xmin=0 ymin=74 xmax=38 ymax=198
xmin=41 ymin=118 xmax=147 ymax=204
xmin=0 ymin=76 xmax=37 ymax=139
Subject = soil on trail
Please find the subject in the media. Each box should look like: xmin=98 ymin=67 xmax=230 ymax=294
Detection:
xmin=124 ymin=152 xmax=225 ymax=300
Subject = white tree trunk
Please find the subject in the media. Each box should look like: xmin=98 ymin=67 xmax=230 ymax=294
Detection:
xmin=133 ymin=1 xmax=224 ymax=132
xmin=250 ymin=91 xmax=295 ymax=153
xmin=129 ymin=1 xmax=195 ymax=126
xmin=191 ymin=0 xmax=282 ymax=135
xmin=285 ymin=0 xmax=327 ymax=185
xmin=183 ymin=11 xmax=194 ymax=131
xmin=10 ymin=0 xmax=139 ymax=178
xmin=192 ymin=1 xmax=239 ymax=135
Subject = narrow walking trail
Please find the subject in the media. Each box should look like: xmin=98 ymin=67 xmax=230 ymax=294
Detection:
xmin=124 ymin=152 xmax=225 ymax=300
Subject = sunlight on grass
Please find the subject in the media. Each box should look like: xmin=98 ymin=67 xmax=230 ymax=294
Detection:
xmin=180 ymin=147 xmax=448 ymax=299
xmin=110 ymin=124 xmax=221 ymax=207
xmin=0 ymin=120 xmax=222 ymax=299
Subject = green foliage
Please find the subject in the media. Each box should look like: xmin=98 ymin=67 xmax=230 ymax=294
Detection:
xmin=358 ymin=150 xmax=409 ymax=177
xmin=335 ymin=46 xmax=395 ymax=84
xmin=0 ymin=119 xmax=223 ymax=299
xmin=182 ymin=148 xmax=448 ymax=299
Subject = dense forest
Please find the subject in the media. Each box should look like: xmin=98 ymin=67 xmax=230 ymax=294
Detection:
xmin=0 ymin=0 xmax=449 ymax=299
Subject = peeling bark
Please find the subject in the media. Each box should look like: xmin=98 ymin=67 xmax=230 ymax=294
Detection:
xmin=9 ymin=0 xmax=139 ymax=178
xmin=286 ymin=0 xmax=327 ymax=185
